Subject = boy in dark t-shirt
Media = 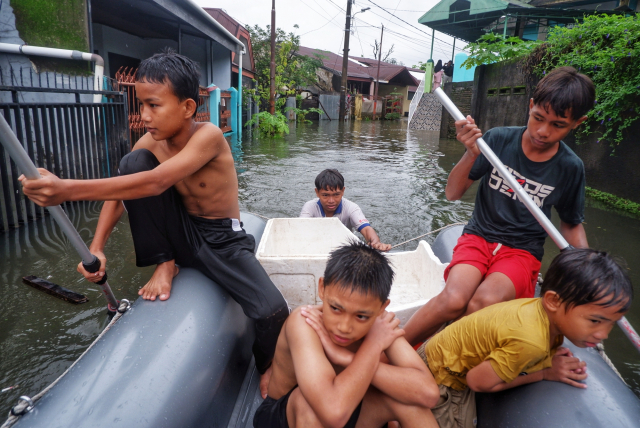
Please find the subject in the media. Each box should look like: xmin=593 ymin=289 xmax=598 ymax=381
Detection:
xmin=404 ymin=67 xmax=595 ymax=345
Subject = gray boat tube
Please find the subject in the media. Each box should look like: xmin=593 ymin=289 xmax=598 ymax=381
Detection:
xmin=432 ymin=225 xmax=640 ymax=428
xmin=10 ymin=213 xmax=266 ymax=428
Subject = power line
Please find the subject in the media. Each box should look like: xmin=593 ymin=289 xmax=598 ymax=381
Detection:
xmin=301 ymin=11 xmax=343 ymax=36
xmin=366 ymin=0 xmax=466 ymax=51
xmin=328 ymin=0 xmax=467 ymax=58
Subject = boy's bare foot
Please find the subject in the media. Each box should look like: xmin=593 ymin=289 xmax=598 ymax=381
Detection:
xmin=260 ymin=366 xmax=273 ymax=399
xmin=138 ymin=260 xmax=179 ymax=301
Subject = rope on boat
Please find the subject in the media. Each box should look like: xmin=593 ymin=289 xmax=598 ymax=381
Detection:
xmin=1 ymin=300 xmax=131 ymax=428
xmin=390 ymin=223 xmax=467 ymax=249
xmin=596 ymin=343 xmax=628 ymax=385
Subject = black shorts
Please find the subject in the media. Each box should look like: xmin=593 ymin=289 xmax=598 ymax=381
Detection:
xmin=253 ymin=387 xmax=362 ymax=428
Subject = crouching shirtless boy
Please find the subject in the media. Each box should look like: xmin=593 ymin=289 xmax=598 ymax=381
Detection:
xmin=254 ymin=241 xmax=440 ymax=428
xmin=19 ymin=51 xmax=288 ymax=391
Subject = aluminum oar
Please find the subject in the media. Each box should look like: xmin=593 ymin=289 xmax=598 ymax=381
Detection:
xmin=433 ymin=86 xmax=640 ymax=354
xmin=0 ymin=113 xmax=119 ymax=313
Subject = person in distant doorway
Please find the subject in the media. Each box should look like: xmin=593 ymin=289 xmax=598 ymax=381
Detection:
xmin=443 ymin=60 xmax=454 ymax=85
xmin=300 ymin=169 xmax=391 ymax=251
xmin=433 ymin=60 xmax=444 ymax=92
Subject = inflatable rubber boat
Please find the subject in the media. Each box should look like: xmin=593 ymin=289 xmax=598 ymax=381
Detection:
xmin=6 ymin=214 xmax=640 ymax=428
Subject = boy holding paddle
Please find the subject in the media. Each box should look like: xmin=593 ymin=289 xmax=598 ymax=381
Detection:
xmin=405 ymin=67 xmax=595 ymax=345
xmin=19 ymin=51 xmax=288 ymax=395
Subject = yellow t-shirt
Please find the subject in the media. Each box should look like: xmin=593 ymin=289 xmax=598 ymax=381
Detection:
xmin=424 ymin=298 xmax=563 ymax=391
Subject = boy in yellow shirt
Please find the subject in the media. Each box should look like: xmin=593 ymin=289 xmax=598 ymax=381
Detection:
xmin=418 ymin=248 xmax=632 ymax=428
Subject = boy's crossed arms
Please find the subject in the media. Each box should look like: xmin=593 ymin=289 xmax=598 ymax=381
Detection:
xmin=256 ymin=242 xmax=439 ymax=428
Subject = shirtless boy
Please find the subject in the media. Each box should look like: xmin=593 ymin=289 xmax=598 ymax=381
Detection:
xmin=404 ymin=67 xmax=594 ymax=345
xmin=20 ymin=51 xmax=288 ymax=386
xmin=254 ymin=241 xmax=439 ymax=428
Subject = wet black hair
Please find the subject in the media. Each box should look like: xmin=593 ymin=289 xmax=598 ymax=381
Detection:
xmin=541 ymin=248 xmax=633 ymax=313
xmin=315 ymin=169 xmax=345 ymax=191
xmin=323 ymin=240 xmax=394 ymax=303
xmin=135 ymin=48 xmax=200 ymax=106
xmin=532 ymin=66 xmax=595 ymax=120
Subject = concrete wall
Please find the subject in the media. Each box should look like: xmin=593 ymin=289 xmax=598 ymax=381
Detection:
xmin=470 ymin=59 xmax=531 ymax=134
xmin=471 ymin=59 xmax=640 ymax=203
xmin=210 ymin=39 xmax=231 ymax=89
xmin=440 ymin=81 xmax=474 ymax=139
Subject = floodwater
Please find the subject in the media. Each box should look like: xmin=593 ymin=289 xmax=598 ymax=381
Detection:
xmin=0 ymin=119 xmax=639 ymax=415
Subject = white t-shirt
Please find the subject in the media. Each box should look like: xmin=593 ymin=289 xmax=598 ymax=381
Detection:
xmin=300 ymin=198 xmax=370 ymax=232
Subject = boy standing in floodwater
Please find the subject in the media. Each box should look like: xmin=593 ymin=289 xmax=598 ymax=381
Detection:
xmin=300 ymin=169 xmax=391 ymax=251
xmin=417 ymin=248 xmax=632 ymax=428
xmin=404 ymin=67 xmax=595 ymax=345
xmin=255 ymin=241 xmax=440 ymax=428
xmin=19 ymin=51 xmax=288 ymax=393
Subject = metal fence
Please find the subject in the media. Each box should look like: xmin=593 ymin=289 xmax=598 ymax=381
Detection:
xmin=0 ymin=76 xmax=130 ymax=233
xmin=114 ymin=67 xmax=211 ymax=144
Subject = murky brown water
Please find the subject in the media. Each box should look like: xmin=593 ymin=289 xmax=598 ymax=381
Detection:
xmin=1 ymin=119 xmax=639 ymax=414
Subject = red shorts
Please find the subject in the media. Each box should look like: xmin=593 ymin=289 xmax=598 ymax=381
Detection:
xmin=443 ymin=234 xmax=541 ymax=298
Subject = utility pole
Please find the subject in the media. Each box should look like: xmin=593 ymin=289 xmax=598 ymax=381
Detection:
xmin=372 ymin=24 xmax=383 ymax=121
xmin=269 ymin=0 xmax=276 ymax=114
xmin=451 ymin=38 xmax=456 ymax=62
xmin=339 ymin=0 xmax=353 ymax=121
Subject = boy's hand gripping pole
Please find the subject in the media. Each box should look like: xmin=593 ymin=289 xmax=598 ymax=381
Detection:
xmin=433 ymin=87 xmax=640 ymax=355
xmin=0 ymin=114 xmax=119 ymax=313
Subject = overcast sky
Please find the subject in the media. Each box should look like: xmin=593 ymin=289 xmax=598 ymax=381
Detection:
xmin=194 ymin=0 xmax=468 ymax=67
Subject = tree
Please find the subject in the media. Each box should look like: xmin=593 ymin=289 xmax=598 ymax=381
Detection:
xmin=247 ymin=24 xmax=323 ymax=112
xmin=371 ymin=40 xmax=395 ymax=62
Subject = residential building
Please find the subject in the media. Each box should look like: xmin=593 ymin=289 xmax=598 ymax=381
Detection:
xmin=417 ymin=0 xmax=634 ymax=43
xmin=296 ymin=46 xmax=422 ymax=116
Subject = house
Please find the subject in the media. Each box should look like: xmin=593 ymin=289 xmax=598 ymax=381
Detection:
xmin=204 ymin=8 xmax=258 ymax=122
xmin=417 ymin=0 xmax=633 ymax=43
xmin=296 ymin=46 xmax=422 ymax=116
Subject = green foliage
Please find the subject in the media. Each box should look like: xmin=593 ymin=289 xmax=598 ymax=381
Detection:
xmin=246 ymin=24 xmax=324 ymax=112
xmin=461 ymin=34 xmax=540 ymax=69
xmin=412 ymin=61 xmax=429 ymax=71
xmin=585 ymin=187 xmax=640 ymax=218
xmin=12 ymin=0 xmax=91 ymax=74
xmin=284 ymin=107 xmax=324 ymax=123
xmin=245 ymin=111 xmax=290 ymax=137
xmin=384 ymin=112 xmax=401 ymax=120
xmin=531 ymin=14 xmax=640 ymax=146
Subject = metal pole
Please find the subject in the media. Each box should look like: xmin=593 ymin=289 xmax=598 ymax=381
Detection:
xmin=503 ymin=15 xmax=508 ymax=39
xmin=269 ymin=0 xmax=276 ymax=115
xmin=339 ymin=0 xmax=353 ymax=121
xmin=451 ymin=38 xmax=456 ymax=62
xmin=433 ymin=87 xmax=640 ymax=355
xmin=0 ymin=114 xmax=119 ymax=313
xmin=238 ymin=47 xmax=243 ymax=137
xmin=373 ymin=24 xmax=384 ymax=121
xmin=430 ymin=28 xmax=435 ymax=60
